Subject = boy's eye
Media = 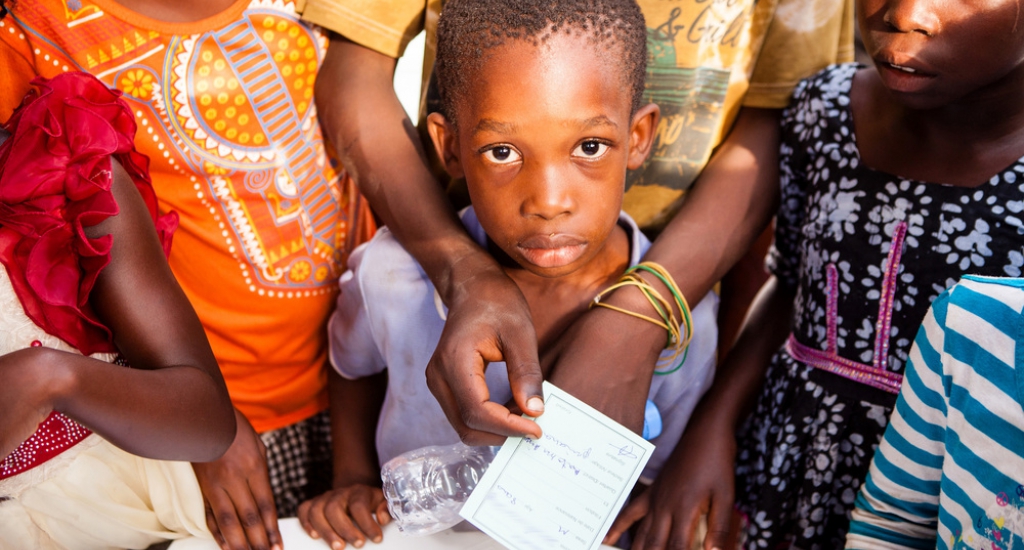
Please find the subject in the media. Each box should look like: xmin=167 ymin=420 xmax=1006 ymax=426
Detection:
xmin=483 ymin=145 xmax=522 ymax=164
xmin=572 ymin=140 xmax=609 ymax=158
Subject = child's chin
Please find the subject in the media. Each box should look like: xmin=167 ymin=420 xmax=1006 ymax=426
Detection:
xmin=516 ymin=260 xmax=587 ymax=280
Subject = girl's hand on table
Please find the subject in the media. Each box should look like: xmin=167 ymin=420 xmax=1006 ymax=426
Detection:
xmin=604 ymin=411 xmax=739 ymax=550
xmin=193 ymin=409 xmax=281 ymax=550
xmin=0 ymin=348 xmax=60 ymax=459
xmin=298 ymin=483 xmax=391 ymax=549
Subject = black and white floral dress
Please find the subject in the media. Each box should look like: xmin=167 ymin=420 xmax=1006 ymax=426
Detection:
xmin=733 ymin=63 xmax=1024 ymax=549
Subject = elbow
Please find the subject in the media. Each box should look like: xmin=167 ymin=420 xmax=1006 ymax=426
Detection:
xmin=202 ymin=391 xmax=238 ymax=462
xmin=186 ymin=373 xmax=237 ymax=462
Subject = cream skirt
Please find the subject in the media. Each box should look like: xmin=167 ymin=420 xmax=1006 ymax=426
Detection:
xmin=0 ymin=435 xmax=211 ymax=550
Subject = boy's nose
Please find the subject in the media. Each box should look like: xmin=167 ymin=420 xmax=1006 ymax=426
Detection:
xmin=521 ymin=167 xmax=574 ymax=220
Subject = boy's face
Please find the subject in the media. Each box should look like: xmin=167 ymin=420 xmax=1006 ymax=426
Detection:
xmin=428 ymin=32 xmax=658 ymax=279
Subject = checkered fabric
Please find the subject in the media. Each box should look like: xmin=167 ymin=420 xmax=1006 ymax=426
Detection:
xmin=260 ymin=411 xmax=333 ymax=517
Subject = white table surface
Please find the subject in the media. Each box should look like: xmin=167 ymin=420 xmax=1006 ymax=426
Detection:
xmin=168 ymin=518 xmax=618 ymax=550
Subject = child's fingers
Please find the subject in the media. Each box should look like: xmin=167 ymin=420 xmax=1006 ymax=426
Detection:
xmin=321 ymin=497 xmax=370 ymax=548
xmin=499 ymin=317 xmax=545 ymax=419
xmin=375 ymin=499 xmax=392 ymax=526
xmin=229 ymin=488 xmax=274 ymax=550
xmin=630 ymin=512 xmax=659 ymax=550
xmin=639 ymin=513 xmax=680 ymax=550
xmin=203 ymin=499 xmax=227 ymax=548
xmin=297 ymin=499 xmax=320 ymax=538
xmin=247 ymin=473 xmax=282 ymax=550
xmin=205 ymin=486 xmax=257 ymax=550
xmin=347 ymin=494 xmax=383 ymax=543
xmin=703 ymin=494 xmax=735 ymax=550
xmin=603 ymin=492 xmax=650 ymax=544
xmin=248 ymin=471 xmax=281 ymax=544
xmin=303 ymin=495 xmax=333 ymax=542
xmin=425 ymin=368 xmax=511 ymax=446
xmin=303 ymin=496 xmax=346 ymax=548
xmin=425 ymin=266 xmax=543 ymax=440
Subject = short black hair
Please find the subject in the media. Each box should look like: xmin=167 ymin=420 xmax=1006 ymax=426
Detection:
xmin=434 ymin=0 xmax=647 ymax=124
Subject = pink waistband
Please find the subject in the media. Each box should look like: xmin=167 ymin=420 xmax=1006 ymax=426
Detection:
xmin=785 ymin=334 xmax=902 ymax=394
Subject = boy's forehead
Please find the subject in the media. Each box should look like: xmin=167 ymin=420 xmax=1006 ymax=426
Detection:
xmin=433 ymin=0 xmax=647 ymax=123
xmin=453 ymin=33 xmax=633 ymax=123
xmin=468 ymin=115 xmax=619 ymax=137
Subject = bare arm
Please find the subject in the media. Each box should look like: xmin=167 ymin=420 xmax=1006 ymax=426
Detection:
xmin=548 ymin=107 xmax=782 ymax=432
xmin=328 ymin=370 xmax=386 ymax=489
xmin=649 ymin=107 xmax=782 ymax=303
xmin=315 ymin=36 xmax=543 ymax=443
xmin=298 ymin=370 xmax=390 ymax=548
xmin=606 ymin=275 xmax=794 ymax=549
xmin=0 ymin=159 xmax=235 ymax=462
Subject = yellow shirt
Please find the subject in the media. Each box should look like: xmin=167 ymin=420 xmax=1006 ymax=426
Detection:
xmin=299 ymin=0 xmax=853 ymax=231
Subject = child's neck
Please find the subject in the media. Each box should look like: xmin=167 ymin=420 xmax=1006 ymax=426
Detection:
xmin=108 ymin=0 xmax=240 ymax=23
xmin=852 ymin=66 xmax=1024 ymax=187
xmin=493 ymin=223 xmax=630 ymax=367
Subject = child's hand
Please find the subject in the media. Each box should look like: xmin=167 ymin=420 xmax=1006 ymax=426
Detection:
xmin=192 ymin=409 xmax=282 ymax=550
xmin=425 ymin=262 xmax=545 ymax=446
xmin=297 ymin=484 xmax=391 ymax=549
xmin=0 ymin=348 xmax=59 ymax=459
xmin=603 ymin=414 xmax=738 ymax=550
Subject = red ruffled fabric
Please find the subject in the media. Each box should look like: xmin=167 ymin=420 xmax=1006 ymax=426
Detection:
xmin=0 ymin=72 xmax=177 ymax=356
xmin=0 ymin=73 xmax=178 ymax=481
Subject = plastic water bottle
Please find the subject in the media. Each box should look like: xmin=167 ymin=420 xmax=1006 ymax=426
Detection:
xmin=381 ymin=442 xmax=496 ymax=536
xmin=381 ymin=401 xmax=662 ymax=536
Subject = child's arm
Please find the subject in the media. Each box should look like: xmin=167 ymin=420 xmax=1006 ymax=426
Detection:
xmin=297 ymin=233 xmax=392 ymax=547
xmin=845 ymin=296 xmax=950 ymax=549
xmin=604 ymin=275 xmax=795 ymax=550
xmin=0 ymin=158 xmax=235 ymax=461
xmin=548 ymin=107 xmax=783 ymax=433
xmin=298 ymin=370 xmax=389 ymax=549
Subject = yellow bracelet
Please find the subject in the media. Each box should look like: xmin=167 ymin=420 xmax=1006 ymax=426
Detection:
xmin=628 ymin=262 xmax=693 ymax=353
xmin=591 ymin=262 xmax=693 ymax=374
xmin=593 ymin=277 xmax=677 ymax=338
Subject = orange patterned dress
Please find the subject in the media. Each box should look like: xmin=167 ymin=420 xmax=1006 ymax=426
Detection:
xmin=0 ymin=0 xmax=375 ymax=433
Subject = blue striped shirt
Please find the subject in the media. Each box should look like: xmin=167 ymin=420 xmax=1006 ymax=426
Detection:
xmin=846 ymin=276 xmax=1024 ymax=549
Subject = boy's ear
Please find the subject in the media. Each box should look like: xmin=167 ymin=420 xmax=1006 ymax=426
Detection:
xmin=426 ymin=112 xmax=465 ymax=179
xmin=626 ymin=103 xmax=660 ymax=171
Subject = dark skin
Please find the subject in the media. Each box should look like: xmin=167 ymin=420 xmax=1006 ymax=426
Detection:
xmin=297 ymin=370 xmax=389 ymax=550
xmin=543 ymin=105 xmax=783 ymax=434
xmin=314 ymin=37 xmax=545 ymax=446
xmin=606 ymin=0 xmax=1024 ymax=547
xmin=311 ymin=30 xmax=784 ymax=550
xmin=604 ymin=277 xmax=792 ymax=549
xmin=299 ymin=32 xmax=658 ymax=549
xmin=314 ymin=31 xmax=782 ymax=440
xmin=0 ymin=152 xmax=235 ymax=464
xmin=99 ymin=1 xmax=289 ymax=549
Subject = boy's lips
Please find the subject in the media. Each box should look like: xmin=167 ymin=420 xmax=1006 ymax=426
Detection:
xmin=517 ymin=234 xmax=587 ymax=268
